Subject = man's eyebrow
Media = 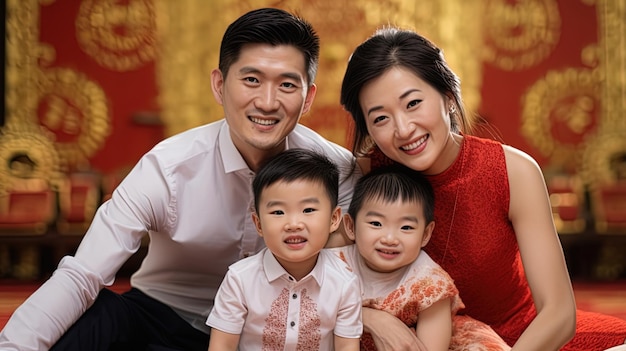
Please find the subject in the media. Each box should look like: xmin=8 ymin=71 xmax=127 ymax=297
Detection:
xmin=238 ymin=66 xmax=303 ymax=82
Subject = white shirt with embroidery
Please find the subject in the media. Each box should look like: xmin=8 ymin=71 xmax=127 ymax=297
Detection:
xmin=207 ymin=247 xmax=363 ymax=351
xmin=0 ymin=120 xmax=361 ymax=351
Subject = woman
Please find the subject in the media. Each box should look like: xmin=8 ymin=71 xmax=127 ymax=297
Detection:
xmin=340 ymin=26 xmax=626 ymax=351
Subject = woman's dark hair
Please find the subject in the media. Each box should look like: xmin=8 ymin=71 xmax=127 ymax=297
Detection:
xmin=348 ymin=164 xmax=435 ymax=223
xmin=341 ymin=27 xmax=470 ymax=156
xmin=219 ymin=8 xmax=320 ymax=86
xmin=253 ymin=149 xmax=339 ymax=213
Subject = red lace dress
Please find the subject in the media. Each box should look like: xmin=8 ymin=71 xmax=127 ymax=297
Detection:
xmin=370 ymin=135 xmax=626 ymax=351
xmin=331 ymin=245 xmax=510 ymax=351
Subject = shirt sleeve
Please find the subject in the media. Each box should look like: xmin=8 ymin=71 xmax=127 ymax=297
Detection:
xmin=0 ymin=154 xmax=170 ymax=350
xmin=333 ymin=272 xmax=363 ymax=339
xmin=206 ymin=269 xmax=248 ymax=334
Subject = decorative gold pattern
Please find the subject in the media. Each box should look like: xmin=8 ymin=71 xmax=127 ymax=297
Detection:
xmin=5 ymin=0 xmax=42 ymax=130
xmin=155 ymin=0 xmax=483 ymax=145
xmin=36 ymin=68 xmax=111 ymax=169
xmin=3 ymin=0 xmax=62 ymax=187
xmin=582 ymin=134 xmax=626 ymax=187
xmin=521 ymin=67 xmax=601 ymax=171
xmin=0 ymin=130 xmax=61 ymax=194
xmin=76 ymin=0 xmax=158 ymax=72
xmin=483 ymin=0 xmax=561 ymax=71
xmin=4 ymin=0 xmax=112 ymax=174
xmin=580 ymin=0 xmax=626 ymax=187
xmin=522 ymin=0 xmax=626 ymax=183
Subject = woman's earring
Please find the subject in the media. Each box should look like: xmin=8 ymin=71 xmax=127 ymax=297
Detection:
xmin=449 ymin=105 xmax=456 ymax=114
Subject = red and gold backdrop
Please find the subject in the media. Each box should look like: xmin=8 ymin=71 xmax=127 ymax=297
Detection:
xmin=2 ymin=0 xmax=625 ymax=191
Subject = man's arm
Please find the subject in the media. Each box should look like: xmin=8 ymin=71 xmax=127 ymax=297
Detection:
xmin=0 ymin=157 xmax=165 ymax=350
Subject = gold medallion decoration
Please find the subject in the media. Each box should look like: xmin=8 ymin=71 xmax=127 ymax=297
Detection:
xmin=483 ymin=0 xmax=561 ymax=71
xmin=0 ymin=131 xmax=60 ymax=193
xmin=521 ymin=67 xmax=601 ymax=170
xmin=36 ymin=68 xmax=110 ymax=169
xmin=76 ymin=0 xmax=158 ymax=72
xmin=581 ymin=134 xmax=626 ymax=188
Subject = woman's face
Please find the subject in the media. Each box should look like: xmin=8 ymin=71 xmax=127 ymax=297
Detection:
xmin=358 ymin=66 xmax=457 ymax=175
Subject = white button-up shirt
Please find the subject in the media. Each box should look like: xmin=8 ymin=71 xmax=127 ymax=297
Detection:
xmin=0 ymin=120 xmax=361 ymax=351
xmin=207 ymin=248 xmax=362 ymax=350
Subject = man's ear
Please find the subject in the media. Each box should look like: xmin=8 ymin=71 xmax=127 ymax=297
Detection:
xmin=301 ymin=83 xmax=317 ymax=115
xmin=252 ymin=212 xmax=263 ymax=237
xmin=210 ymin=68 xmax=225 ymax=105
xmin=421 ymin=221 xmax=435 ymax=247
xmin=342 ymin=213 xmax=357 ymax=242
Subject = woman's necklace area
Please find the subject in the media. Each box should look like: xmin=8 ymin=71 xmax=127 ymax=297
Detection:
xmin=440 ymin=142 xmax=466 ymax=265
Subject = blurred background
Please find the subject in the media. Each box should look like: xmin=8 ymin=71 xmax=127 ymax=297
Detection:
xmin=0 ymin=0 xmax=625 ymax=282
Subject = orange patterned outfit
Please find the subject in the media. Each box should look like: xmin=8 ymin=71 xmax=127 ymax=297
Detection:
xmin=371 ymin=135 xmax=626 ymax=350
xmin=331 ymin=245 xmax=510 ymax=351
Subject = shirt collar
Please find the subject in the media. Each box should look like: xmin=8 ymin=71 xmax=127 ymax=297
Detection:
xmin=218 ymin=121 xmax=292 ymax=174
xmin=263 ymin=247 xmax=323 ymax=286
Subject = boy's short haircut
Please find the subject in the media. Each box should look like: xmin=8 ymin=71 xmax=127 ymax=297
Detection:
xmin=252 ymin=148 xmax=339 ymax=213
xmin=348 ymin=164 xmax=435 ymax=222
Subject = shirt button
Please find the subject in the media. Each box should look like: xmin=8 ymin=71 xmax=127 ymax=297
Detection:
xmin=288 ymin=276 xmax=294 ymax=281
xmin=292 ymin=293 xmax=297 ymax=299
xmin=290 ymin=321 xmax=295 ymax=327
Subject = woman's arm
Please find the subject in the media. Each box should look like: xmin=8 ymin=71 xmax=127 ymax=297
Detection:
xmin=207 ymin=329 xmax=240 ymax=351
xmin=504 ymin=146 xmax=577 ymax=351
xmin=416 ymin=298 xmax=453 ymax=351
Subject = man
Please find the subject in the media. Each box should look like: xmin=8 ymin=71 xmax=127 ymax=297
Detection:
xmin=0 ymin=8 xmax=360 ymax=350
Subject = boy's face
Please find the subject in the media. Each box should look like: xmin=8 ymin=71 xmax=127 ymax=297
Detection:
xmin=252 ymin=179 xmax=341 ymax=276
xmin=345 ymin=197 xmax=434 ymax=273
xmin=211 ymin=43 xmax=317 ymax=170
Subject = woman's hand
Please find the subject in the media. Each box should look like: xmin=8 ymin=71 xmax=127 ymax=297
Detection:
xmin=362 ymin=307 xmax=427 ymax=351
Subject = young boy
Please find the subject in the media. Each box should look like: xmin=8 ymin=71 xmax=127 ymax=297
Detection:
xmin=331 ymin=164 xmax=511 ymax=351
xmin=206 ymin=149 xmax=362 ymax=351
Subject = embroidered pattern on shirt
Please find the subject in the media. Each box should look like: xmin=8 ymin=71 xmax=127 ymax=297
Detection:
xmin=262 ymin=288 xmax=322 ymax=350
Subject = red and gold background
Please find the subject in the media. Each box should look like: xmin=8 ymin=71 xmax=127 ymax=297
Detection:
xmin=3 ymin=0 xmax=624 ymax=185
xmin=1 ymin=0 xmax=626 ymax=280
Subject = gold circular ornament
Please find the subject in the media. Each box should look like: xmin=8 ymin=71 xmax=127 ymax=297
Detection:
xmin=483 ymin=0 xmax=561 ymax=71
xmin=0 ymin=130 xmax=60 ymax=192
xmin=521 ymin=68 xmax=601 ymax=169
xmin=581 ymin=134 xmax=626 ymax=188
xmin=76 ymin=0 xmax=158 ymax=72
xmin=36 ymin=68 xmax=110 ymax=169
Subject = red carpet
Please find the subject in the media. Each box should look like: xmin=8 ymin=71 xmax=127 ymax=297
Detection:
xmin=1 ymin=279 xmax=625 ymax=330
xmin=572 ymin=281 xmax=626 ymax=320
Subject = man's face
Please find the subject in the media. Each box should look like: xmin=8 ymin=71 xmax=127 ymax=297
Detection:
xmin=211 ymin=43 xmax=317 ymax=170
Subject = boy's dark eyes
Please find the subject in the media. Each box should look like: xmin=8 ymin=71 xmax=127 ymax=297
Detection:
xmin=269 ymin=208 xmax=317 ymax=215
xmin=368 ymin=221 xmax=382 ymax=227
xmin=401 ymin=225 xmax=414 ymax=230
